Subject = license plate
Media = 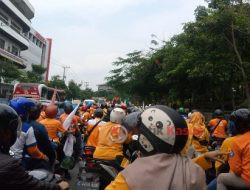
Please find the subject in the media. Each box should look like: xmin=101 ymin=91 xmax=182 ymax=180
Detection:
xmin=75 ymin=181 xmax=100 ymax=190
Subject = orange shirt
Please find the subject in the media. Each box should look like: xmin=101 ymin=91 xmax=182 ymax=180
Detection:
xmin=75 ymin=115 xmax=83 ymax=124
xmin=59 ymin=113 xmax=79 ymax=133
xmin=89 ymin=107 xmax=95 ymax=116
xmin=40 ymin=118 xmax=65 ymax=142
xmin=86 ymin=119 xmax=106 ymax=147
xmin=208 ymin=118 xmax=228 ymax=138
xmin=37 ymin=111 xmax=46 ymax=122
xmin=59 ymin=113 xmax=78 ymax=125
xmin=215 ymin=136 xmax=236 ymax=175
xmin=83 ymin=112 xmax=91 ymax=122
xmin=229 ymin=132 xmax=250 ymax=184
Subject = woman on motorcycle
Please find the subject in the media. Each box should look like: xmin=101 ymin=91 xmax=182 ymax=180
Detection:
xmin=106 ymin=105 xmax=206 ymax=190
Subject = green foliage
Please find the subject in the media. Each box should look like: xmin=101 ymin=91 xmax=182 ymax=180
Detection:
xmin=48 ymin=75 xmax=67 ymax=90
xmin=106 ymin=1 xmax=250 ymax=109
xmin=27 ymin=64 xmax=47 ymax=83
xmin=0 ymin=60 xmax=23 ymax=83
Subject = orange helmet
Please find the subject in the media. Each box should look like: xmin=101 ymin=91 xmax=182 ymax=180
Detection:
xmin=45 ymin=105 xmax=58 ymax=118
xmin=81 ymin=105 xmax=87 ymax=112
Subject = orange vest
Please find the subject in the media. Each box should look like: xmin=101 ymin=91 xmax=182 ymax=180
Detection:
xmin=93 ymin=122 xmax=128 ymax=160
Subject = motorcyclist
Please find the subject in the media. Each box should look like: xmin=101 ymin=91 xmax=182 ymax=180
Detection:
xmin=106 ymin=105 xmax=206 ymax=190
xmin=80 ymin=105 xmax=91 ymax=122
xmin=85 ymin=108 xmax=106 ymax=147
xmin=178 ymin=107 xmax=188 ymax=120
xmin=120 ymin=103 xmax=128 ymax=114
xmin=208 ymin=109 xmax=228 ymax=146
xmin=9 ymin=98 xmax=49 ymax=170
xmin=28 ymin=103 xmax=56 ymax=170
xmin=217 ymin=109 xmax=250 ymax=190
xmin=93 ymin=107 xmax=127 ymax=161
xmin=103 ymin=107 xmax=113 ymax=122
xmin=59 ymin=103 xmax=82 ymax=161
xmin=0 ymin=103 xmax=69 ymax=190
xmin=40 ymin=105 xmax=66 ymax=147
xmin=37 ymin=103 xmax=48 ymax=122
xmin=189 ymin=112 xmax=210 ymax=157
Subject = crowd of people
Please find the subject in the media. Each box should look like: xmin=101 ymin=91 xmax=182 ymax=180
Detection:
xmin=0 ymin=97 xmax=249 ymax=190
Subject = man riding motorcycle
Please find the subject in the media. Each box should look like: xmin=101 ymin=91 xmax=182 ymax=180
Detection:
xmin=86 ymin=108 xmax=106 ymax=147
xmin=208 ymin=109 xmax=228 ymax=148
xmin=9 ymin=98 xmax=49 ymax=170
xmin=0 ymin=103 xmax=69 ymax=190
xmin=27 ymin=103 xmax=56 ymax=171
xmin=93 ymin=107 xmax=127 ymax=161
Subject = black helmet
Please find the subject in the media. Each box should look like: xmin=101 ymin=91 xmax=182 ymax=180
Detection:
xmin=230 ymin=109 xmax=250 ymax=134
xmin=64 ymin=103 xmax=73 ymax=114
xmin=138 ymin=105 xmax=188 ymax=156
xmin=107 ymin=107 xmax=113 ymax=115
xmin=122 ymin=111 xmax=141 ymax=133
xmin=127 ymin=107 xmax=140 ymax=114
xmin=0 ymin=104 xmax=19 ymax=153
xmin=100 ymin=103 xmax=107 ymax=109
xmin=94 ymin=108 xmax=103 ymax=118
xmin=28 ymin=103 xmax=42 ymax=121
xmin=213 ymin=109 xmax=224 ymax=118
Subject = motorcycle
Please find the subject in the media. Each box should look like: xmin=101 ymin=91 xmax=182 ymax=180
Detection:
xmin=75 ymin=146 xmax=124 ymax=190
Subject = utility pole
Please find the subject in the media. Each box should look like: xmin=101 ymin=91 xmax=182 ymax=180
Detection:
xmin=62 ymin=66 xmax=70 ymax=82
xmin=83 ymin=81 xmax=89 ymax=89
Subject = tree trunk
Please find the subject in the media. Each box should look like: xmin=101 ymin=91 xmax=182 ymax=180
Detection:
xmin=231 ymin=23 xmax=250 ymax=107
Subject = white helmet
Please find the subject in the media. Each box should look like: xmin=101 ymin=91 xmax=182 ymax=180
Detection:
xmin=110 ymin=108 xmax=126 ymax=124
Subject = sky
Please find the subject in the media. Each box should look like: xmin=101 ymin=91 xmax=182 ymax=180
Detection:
xmin=29 ymin=0 xmax=207 ymax=90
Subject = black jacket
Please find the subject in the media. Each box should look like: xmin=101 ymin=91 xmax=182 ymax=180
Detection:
xmin=0 ymin=153 xmax=59 ymax=190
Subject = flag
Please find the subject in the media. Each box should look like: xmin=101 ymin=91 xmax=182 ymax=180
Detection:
xmin=63 ymin=103 xmax=79 ymax=130
xmin=63 ymin=104 xmax=80 ymax=156
xmin=50 ymin=87 xmax=57 ymax=105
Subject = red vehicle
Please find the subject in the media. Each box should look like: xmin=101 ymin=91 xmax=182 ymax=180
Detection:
xmin=13 ymin=83 xmax=65 ymax=101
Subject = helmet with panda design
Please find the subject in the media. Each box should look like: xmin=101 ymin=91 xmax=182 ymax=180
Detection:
xmin=138 ymin=105 xmax=188 ymax=156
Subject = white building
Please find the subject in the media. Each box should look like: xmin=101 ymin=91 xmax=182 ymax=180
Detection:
xmin=0 ymin=0 xmax=52 ymax=82
xmin=20 ymin=27 xmax=52 ymax=82
xmin=98 ymin=83 xmax=113 ymax=92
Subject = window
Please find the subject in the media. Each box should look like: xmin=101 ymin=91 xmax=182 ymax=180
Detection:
xmin=10 ymin=21 xmax=21 ymax=34
xmin=7 ymin=46 xmax=11 ymax=52
xmin=36 ymin=39 xmax=39 ymax=46
xmin=29 ymin=33 xmax=32 ymax=40
xmin=0 ymin=38 xmax=5 ymax=49
xmin=32 ymin=36 xmax=36 ymax=43
xmin=12 ymin=46 xmax=19 ymax=56
xmin=0 ymin=12 xmax=8 ymax=25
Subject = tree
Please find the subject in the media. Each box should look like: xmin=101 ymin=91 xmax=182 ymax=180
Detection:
xmin=48 ymin=75 xmax=67 ymax=90
xmin=0 ymin=60 xmax=23 ymax=83
xmin=106 ymin=0 xmax=250 ymax=109
xmin=66 ymin=80 xmax=83 ymax=100
xmin=26 ymin=64 xmax=47 ymax=83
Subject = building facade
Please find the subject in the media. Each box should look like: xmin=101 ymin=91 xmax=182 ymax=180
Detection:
xmin=0 ymin=0 xmax=52 ymax=82
xmin=20 ymin=27 xmax=52 ymax=82
xmin=97 ymin=84 xmax=113 ymax=92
